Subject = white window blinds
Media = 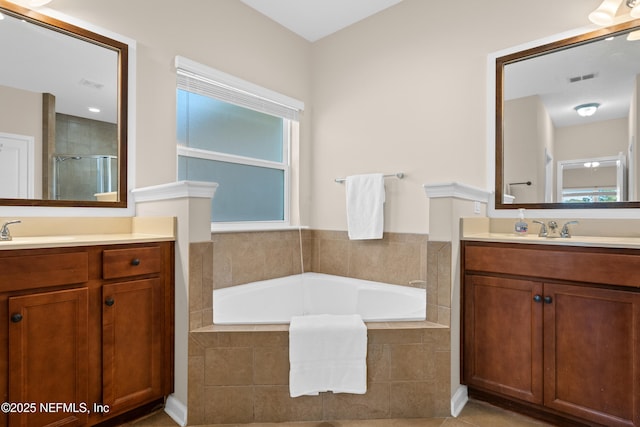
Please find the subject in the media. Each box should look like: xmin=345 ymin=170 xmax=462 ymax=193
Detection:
xmin=175 ymin=56 xmax=304 ymax=121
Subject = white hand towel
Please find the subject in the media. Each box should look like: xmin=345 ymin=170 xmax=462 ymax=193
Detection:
xmin=289 ymin=314 xmax=367 ymax=398
xmin=345 ymin=173 xmax=385 ymax=240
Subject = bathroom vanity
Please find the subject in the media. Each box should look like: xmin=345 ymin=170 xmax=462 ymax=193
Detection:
xmin=462 ymin=237 xmax=640 ymax=427
xmin=0 ymin=220 xmax=175 ymax=427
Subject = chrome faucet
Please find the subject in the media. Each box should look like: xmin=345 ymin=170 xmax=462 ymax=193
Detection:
xmin=532 ymin=220 xmax=578 ymax=238
xmin=532 ymin=220 xmax=548 ymax=237
xmin=561 ymin=220 xmax=579 ymax=238
xmin=0 ymin=220 xmax=21 ymax=241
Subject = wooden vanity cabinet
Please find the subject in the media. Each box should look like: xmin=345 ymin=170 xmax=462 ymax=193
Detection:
xmin=101 ymin=246 xmax=166 ymax=417
xmin=462 ymin=241 xmax=640 ymax=427
xmin=0 ymin=242 xmax=174 ymax=427
xmin=8 ymin=288 xmax=89 ymax=427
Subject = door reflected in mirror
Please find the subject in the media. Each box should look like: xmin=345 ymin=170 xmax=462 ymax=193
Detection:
xmin=557 ymin=155 xmax=626 ymax=203
xmin=0 ymin=0 xmax=127 ymax=207
xmin=496 ymin=18 xmax=640 ymax=209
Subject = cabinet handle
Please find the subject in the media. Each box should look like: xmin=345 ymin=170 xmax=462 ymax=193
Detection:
xmin=544 ymin=296 xmax=553 ymax=304
xmin=533 ymin=294 xmax=542 ymax=303
xmin=131 ymin=258 xmax=141 ymax=266
xmin=105 ymin=297 xmax=115 ymax=307
xmin=10 ymin=313 xmax=22 ymax=323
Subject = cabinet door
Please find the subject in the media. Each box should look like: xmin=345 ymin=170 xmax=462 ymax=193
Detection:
xmin=463 ymin=274 xmax=543 ymax=404
xmin=8 ymin=288 xmax=89 ymax=427
xmin=544 ymin=283 xmax=640 ymax=427
xmin=102 ymin=279 xmax=163 ymax=416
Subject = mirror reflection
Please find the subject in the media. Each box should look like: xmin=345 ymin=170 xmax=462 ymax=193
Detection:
xmin=0 ymin=1 xmax=127 ymax=207
xmin=497 ymin=19 xmax=640 ymax=209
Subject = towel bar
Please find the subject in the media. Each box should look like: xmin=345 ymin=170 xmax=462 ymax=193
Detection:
xmin=335 ymin=172 xmax=404 ymax=183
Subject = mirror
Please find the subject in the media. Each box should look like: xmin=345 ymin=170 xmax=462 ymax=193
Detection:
xmin=496 ymin=18 xmax=640 ymax=209
xmin=0 ymin=0 xmax=127 ymax=207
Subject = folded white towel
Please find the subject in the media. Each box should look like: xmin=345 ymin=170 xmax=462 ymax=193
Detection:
xmin=345 ymin=173 xmax=385 ymax=240
xmin=289 ymin=314 xmax=367 ymax=398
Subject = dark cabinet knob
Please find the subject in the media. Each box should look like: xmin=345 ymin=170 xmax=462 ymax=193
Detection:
xmin=533 ymin=295 xmax=542 ymax=303
xmin=105 ymin=297 xmax=115 ymax=307
xmin=131 ymin=258 xmax=141 ymax=266
xmin=10 ymin=313 xmax=22 ymax=323
xmin=544 ymin=296 xmax=553 ymax=304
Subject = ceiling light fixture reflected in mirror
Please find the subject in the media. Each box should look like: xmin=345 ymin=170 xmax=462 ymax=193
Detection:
xmin=574 ymin=102 xmax=600 ymax=117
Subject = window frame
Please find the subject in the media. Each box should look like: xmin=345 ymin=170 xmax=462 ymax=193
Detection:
xmin=175 ymin=56 xmax=302 ymax=230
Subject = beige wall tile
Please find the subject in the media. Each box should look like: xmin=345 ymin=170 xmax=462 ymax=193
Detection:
xmin=389 ymin=344 xmax=426 ymax=381
xmin=389 ymin=382 xmax=440 ymax=418
xmin=205 ymin=347 xmax=254 ymax=385
xmin=254 ymin=385 xmax=323 ymax=422
xmin=366 ymin=344 xmax=390 ymax=382
xmin=254 ymin=346 xmax=289 ymax=385
xmin=187 ymin=355 xmax=205 ymax=425
xmin=316 ymin=237 xmax=350 ymax=276
xmin=323 ymin=383 xmax=390 ymax=420
xmin=204 ymin=385 xmax=254 ymax=424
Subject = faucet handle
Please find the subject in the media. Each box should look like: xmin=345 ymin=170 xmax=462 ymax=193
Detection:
xmin=561 ymin=220 xmax=579 ymax=238
xmin=532 ymin=220 xmax=548 ymax=237
xmin=0 ymin=220 xmax=21 ymax=241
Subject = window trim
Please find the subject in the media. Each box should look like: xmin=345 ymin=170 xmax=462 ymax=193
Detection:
xmin=175 ymin=56 xmax=302 ymax=228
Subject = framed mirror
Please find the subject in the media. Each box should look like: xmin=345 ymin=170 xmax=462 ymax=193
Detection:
xmin=0 ymin=0 xmax=128 ymax=207
xmin=496 ymin=18 xmax=640 ymax=209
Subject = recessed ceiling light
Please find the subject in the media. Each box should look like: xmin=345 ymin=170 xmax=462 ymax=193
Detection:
xmin=88 ymin=107 xmax=101 ymax=113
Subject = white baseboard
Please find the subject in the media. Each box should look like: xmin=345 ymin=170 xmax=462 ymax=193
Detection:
xmin=164 ymin=394 xmax=187 ymax=427
xmin=451 ymin=385 xmax=469 ymax=417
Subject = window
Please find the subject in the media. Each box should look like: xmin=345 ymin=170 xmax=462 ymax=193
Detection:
xmin=561 ymin=187 xmax=619 ymax=203
xmin=175 ymin=57 xmax=303 ymax=225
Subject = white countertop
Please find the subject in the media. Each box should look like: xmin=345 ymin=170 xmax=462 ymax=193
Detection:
xmin=462 ymin=232 xmax=640 ymax=249
xmin=461 ymin=217 xmax=640 ymax=249
xmin=0 ymin=233 xmax=175 ymax=250
xmin=0 ymin=216 xmax=175 ymax=250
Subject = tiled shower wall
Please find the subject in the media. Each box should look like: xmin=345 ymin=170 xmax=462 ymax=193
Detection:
xmin=189 ymin=230 xmax=451 ymax=329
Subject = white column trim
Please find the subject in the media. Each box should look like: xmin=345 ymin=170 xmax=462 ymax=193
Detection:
xmin=132 ymin=181 xmax=218 ymax=203
xmin=423 ymin=182 xmax=491 ymax=202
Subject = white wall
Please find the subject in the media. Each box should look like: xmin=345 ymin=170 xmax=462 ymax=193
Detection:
xmin=9 ymin=0 xmax=602 ymax=230
xmin=309 ymin=0 xmax=600 ymax=233
xmin=556 ymin=118 xmax=628 ymax=161
xmin=0 ymin=85 xmax=42 ymax=196
xmin=503 ymin=95 xmax=547 ymax=203
xmin=47 ymin=0 xmax=312 ymax=222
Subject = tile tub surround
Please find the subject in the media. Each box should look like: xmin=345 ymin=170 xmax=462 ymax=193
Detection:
xmin=186 ymin=230 xmax=452 ymax=424
xmin=188 ymin=322 xmax=450 ymax=425
xmin=188 ymin=230 xmax=451 ymax=329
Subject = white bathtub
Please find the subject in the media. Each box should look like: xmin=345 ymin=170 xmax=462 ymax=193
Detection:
xmin=213 ymin=272 xmax=426 ymax=324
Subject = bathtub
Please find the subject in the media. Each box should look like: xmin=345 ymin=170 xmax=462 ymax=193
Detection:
xmin=213 ymin=272 xmax=426 ymax=324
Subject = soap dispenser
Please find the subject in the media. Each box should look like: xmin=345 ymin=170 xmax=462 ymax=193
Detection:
xmin=515 ymin=208 xmax=528 ymax=235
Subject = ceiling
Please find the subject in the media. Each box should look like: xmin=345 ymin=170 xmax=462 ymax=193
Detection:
xmin=240 ymin=0 xmax=404 ymax=42
xmin=0 ymin=8 xmax=118 ymax=123
xmin=504 ymin=30 xmax=640 ymax=128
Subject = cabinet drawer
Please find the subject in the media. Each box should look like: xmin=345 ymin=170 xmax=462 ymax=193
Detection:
xmin=464 ymin=243 xmax=640 ymax=287
xmin=103 ymin=246 xmax=162 ymax=279
xmin=0 ymin=251 xmax=88 ymax=292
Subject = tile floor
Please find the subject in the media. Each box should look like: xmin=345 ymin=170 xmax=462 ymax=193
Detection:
xmin=123 ymin=399 xmax=557 ymax=427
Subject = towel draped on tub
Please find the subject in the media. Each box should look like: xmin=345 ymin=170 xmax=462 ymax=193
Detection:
xmin=289 ymin=314 xmax=367 ymax=398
